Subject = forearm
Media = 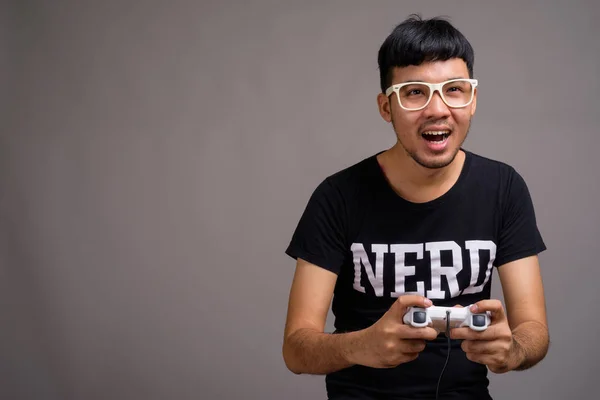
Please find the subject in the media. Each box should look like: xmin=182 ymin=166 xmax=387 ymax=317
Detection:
xmin=283 ymin=328 xmax=365 ymax=375
xmin=509 ymin=320 xmax=550 ymax=371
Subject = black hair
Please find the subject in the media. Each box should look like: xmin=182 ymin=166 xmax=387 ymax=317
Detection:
xmin=377 ymin=14 xmax=475 ymax=93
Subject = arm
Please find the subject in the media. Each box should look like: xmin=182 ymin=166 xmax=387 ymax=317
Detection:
xmin=451 ymin=168 xmax=549 ymax=372
xmin=282 ymin=258 xmax=437 ymax=375
xmin=451 ymin=255 xmax=549 ymax=373
xmin=497 ymin=254 xmax=549 ymax=371
xmin=282 ymin=258 xmax=356 ymax=375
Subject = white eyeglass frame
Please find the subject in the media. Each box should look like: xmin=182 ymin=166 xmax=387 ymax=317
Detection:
xmin=385 ymin=78 xmax=479 ymax=111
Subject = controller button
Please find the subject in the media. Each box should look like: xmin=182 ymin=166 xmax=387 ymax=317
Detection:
xmin=413 ymin=311 xmax=426 ymax=324
xmin=472 ymin=315 xmax=486 ymax=327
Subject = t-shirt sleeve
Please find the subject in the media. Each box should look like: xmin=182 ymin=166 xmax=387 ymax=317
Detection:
xmin=285 ymin=177 xmax=349 ymax=275
xmin=495 ymin=168 xmax=547 ymax=267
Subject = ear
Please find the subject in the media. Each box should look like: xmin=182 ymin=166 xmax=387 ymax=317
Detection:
xmin=377 ymin=92 xmax=392 ymax=123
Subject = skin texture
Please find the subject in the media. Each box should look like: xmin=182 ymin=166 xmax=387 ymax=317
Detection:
xmin=451 ymin=256 xmax=549 ymax=373
xmin=282 ymin=260 xmax=438 ymax=374
xmin=375 ymin=59 xmax=476 ymax=204
xmin=282 ymin=58 xmax=549 ymax=376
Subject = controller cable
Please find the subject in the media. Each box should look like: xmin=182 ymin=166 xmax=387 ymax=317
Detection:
xmin=435 ymin=310 xmax=452 ymax=400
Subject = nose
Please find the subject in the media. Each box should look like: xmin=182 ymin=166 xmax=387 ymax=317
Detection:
xmin=423 ymin=90 xmax=451 ymax=118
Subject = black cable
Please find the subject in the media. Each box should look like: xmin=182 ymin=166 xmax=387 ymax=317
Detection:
xmin=435 ymin=310 xmax=452 ymax=400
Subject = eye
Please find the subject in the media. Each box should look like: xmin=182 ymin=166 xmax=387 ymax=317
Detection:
xmin=446 ymin=86 xmax=464 ymax=93
xmin=400 ymin=84 xmax=428 ymax=98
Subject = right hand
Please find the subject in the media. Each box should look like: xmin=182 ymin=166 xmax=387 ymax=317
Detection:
xmin=353 ymin=295 xmax=439 ymax=368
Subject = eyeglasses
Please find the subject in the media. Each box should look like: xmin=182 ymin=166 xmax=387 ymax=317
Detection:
xmin=385 ymin=78 xmax=478 ymax=111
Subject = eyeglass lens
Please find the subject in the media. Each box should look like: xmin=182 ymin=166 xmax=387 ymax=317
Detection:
xmin=398 ymin=80 xmax=474 ymax=109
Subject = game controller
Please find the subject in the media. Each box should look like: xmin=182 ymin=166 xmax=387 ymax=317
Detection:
xmin=403 ymin=305 xmax=491 ymax=332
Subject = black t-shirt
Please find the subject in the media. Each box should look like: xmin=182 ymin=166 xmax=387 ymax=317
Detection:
xmin=285 ymin=149 xmax=546 ymax=399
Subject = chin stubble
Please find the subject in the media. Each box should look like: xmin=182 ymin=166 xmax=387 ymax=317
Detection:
xmin=391 ymin=116 xmax=472 ymax=169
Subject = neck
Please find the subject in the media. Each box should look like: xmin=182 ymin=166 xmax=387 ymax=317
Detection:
xmin=377 ymin=145 xmax=465 ymax=203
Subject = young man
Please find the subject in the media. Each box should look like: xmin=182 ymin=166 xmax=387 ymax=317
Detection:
xmin=282 ymin=15 xmax=549 ymax=400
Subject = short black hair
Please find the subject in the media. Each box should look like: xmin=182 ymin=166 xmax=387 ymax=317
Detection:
xmin=377 ymin=14 xmax=475 ymax=93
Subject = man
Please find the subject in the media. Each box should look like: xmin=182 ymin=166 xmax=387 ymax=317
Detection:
xmin=282 ymin=15 xmax=549 ymax=400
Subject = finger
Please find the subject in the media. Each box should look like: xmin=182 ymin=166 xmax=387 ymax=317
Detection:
xmin=401 ymin=339 xmax=427 ymax=353
xmin=450 ymin=326 xmax=484 ymax=340
xmin=470 ymin=300 xmax=506 ymax=323
xmin=396 ymin=295 xmax=433 ymax=310
xmin=393 ymin=295 xmax=432 ymax=317
xmin=461 ymin=339 xmax=500 ymax=355
xmin=453 ymin=304 xmax=464 ymax=308
xmin=401 ymin=352 xmax=420 ymax=364
xmin=464 ymin=351 xmax=488 ymax=365
xmin=452 ymin=322 xmax=509 ymax=341
xmin=399 ymin=325 xmax=439 ymax=341
xmin=450 ymin=324 xmax=499 ymax=340
xmin=464 ymin=352 xmax=507 ymax=371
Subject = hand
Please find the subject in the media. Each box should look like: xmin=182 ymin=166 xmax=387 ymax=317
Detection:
xmin=354 ymin=295 xmax=439 ymax=369
xmin=450 ymin=300 xmax=522 ymax=373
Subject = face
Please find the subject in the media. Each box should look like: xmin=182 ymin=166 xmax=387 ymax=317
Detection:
xmin=377 ymin=58 xmax=477 ymax=169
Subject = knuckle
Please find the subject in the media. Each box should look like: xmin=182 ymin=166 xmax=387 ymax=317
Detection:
xmin=397 ymin=295 xmax=410 ymax=306
xmin=382 ymin=325 xmax=396 ymax=337
xmin=383 ymin=341 xmax=397 ymax=353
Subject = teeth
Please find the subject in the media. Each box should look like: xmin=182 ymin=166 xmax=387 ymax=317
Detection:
xmin=422 ymin=131 xmax=450 ymax=136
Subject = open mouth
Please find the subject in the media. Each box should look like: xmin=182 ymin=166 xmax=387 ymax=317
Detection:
xmin=421 ymin=130 xmax=451 ymax=142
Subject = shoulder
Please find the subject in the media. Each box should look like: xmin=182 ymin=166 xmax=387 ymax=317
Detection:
xmin=466 ymin=150 xmax=519 ymax=177
xmin=464 ymin=150 xmax=535 ymax=212
xmin=465 ymin=150 xmax=526 ymax=190
xmin=316 ymin=152 xmax=382 ymax=198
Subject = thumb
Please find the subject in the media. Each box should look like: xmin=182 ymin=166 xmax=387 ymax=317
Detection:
xmin=393 ymin=295 xmax=432 ymax=315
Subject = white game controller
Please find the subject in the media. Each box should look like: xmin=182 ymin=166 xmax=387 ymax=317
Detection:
xmin=403 ymin=305 xmax=491 ymax=332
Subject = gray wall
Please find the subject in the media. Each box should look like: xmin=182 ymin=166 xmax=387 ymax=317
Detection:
xmin=2 ymin=1 xmax=598 ymax=399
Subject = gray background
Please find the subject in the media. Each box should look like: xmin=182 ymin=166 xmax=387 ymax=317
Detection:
xmin=2 ymin=1 xmax=599 ymax=399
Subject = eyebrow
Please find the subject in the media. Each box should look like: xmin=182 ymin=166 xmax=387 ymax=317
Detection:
xmin=399 ymin=76 xmax=467 ymax=83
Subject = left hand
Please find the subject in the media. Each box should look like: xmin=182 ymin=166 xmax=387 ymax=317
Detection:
xmin=450 ymin=300 xmax=522 ymax=374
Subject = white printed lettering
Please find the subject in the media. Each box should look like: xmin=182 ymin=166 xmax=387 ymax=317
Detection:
xmin=462 ymin=240 xmax=497 ymax=294
xmin=426 ymin=241 xmax=463 ymax=299
xmin=390 ymin=244 xmax=423 ymax=297
xmin=351 ymin=243 xmax=387 ymax=296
